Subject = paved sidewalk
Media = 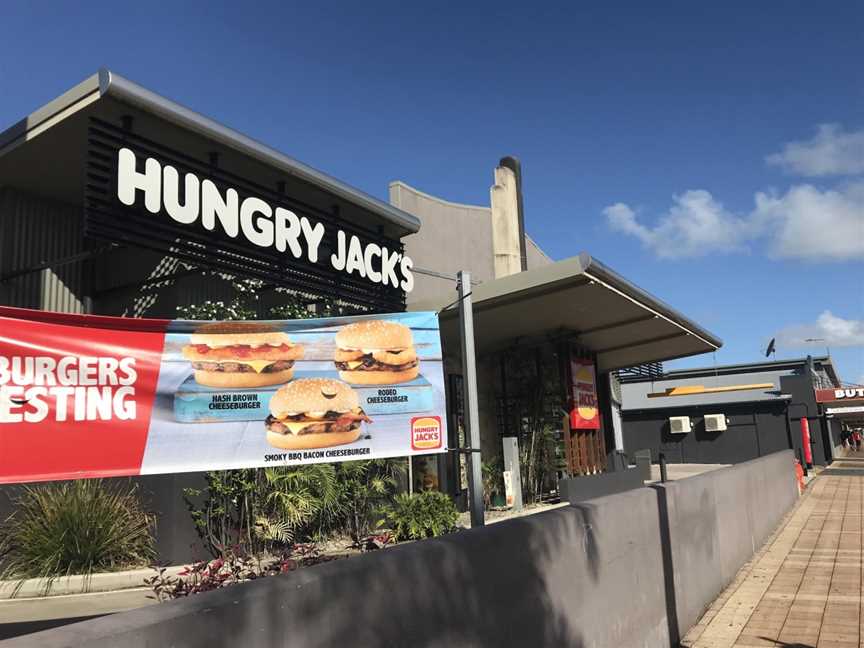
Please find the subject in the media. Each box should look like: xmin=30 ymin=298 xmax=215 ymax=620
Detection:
xmin=683 ymin=456 xmax=864 ymax=648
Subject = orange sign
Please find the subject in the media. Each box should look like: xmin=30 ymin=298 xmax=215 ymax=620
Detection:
xmin=570 ymin=359 xmax=600 ymax=430
xmin=411 ymin=416 xmax=442 ymax=450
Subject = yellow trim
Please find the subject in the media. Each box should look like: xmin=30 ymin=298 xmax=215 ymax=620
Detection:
xmin=647 ymin=383 xmax=775 ymax=398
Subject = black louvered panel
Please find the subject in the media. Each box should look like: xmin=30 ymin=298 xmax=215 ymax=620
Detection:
xmin=84 ymin=118 xmax=405 ymax=313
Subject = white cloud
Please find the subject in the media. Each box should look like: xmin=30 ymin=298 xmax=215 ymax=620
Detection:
xmin=753 ymin=181 xmax=864 ymax=261
xmin=605 ymin=181 xmax=863 ymax=262
xmin=603 ymin=190 xmax=752 ymax=259
xmin=776 ymin=311 xmax=864 ymax=348
xmin=766 ymin=124 xmax=864 ymax=176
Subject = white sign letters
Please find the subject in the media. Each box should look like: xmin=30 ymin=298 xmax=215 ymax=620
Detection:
xmin=117 ymin=148 xmax=414 ymax=292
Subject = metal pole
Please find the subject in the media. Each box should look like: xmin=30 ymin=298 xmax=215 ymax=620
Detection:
xmin=407 ymin=457 xmax=413 ymax=495
xmin=458 ymin=270 xmax=485 ymax=528
xmin=659 ymin=452 xmax=668 ymax=483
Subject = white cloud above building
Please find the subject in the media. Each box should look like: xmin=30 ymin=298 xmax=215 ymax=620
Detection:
xmin=766 ymin=124 xmax=864 ymax=177
xmin=604 ymin=124 xmax=864 ymax=262
xmin=776 ymin=311 xmax=864 ymax=349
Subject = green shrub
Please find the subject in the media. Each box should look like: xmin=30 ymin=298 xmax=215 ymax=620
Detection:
xmin=0 ymin=479 xmax=156 ymax=591
xmin=331 ymin=460 xmax=403 ymax=543
xmin=482 ymin=458 xmax=503 ymax=509
xmin=184 ymin=465 xmax=342 ymax=558
xmin=380 ymin=491 xmax=459 ymax=541
xmin=185 ymin=460 xmax=405 ymax=557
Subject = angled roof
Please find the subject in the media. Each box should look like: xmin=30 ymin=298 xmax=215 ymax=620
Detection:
xmin=620 ymin=356 xmax=840 ymax=411
xmin=620 ymin=370 xmax=791 ymax=411
xmin=634 ymin=356 xmax=840 ymax=389
xmin=0 ymin=69 xmax=420 ymax=236
xmin=413 ymin=252 xmax=722 ymax=372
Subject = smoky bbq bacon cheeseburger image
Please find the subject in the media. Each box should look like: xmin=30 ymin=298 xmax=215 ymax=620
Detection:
xmin=334 ymin=320 xmax=419 ymax=385
xmin=266 ymin=378 xmax=371 ymax=450
xmin=181 ymin=322 xmax=304 ymax=388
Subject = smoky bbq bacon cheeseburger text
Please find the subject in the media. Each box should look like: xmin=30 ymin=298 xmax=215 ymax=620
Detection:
xmin=266 ymin=378 xmax=371 ymax=450
xmin=334 ymin=320 xmax=419 ymax=385
xmin=181 ymin=322 xmax=304 ymax=388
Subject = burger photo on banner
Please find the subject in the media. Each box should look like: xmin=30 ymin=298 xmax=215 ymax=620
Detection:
xmin=266 ymin=378 xmax=371 ymax=450
xmin=334 ymin=320 xmax=419 ymax=385
xmin=145 ymin=311 xmax=445 ymax=473
xmin=182 ymin=322 xmax=304 ymax=388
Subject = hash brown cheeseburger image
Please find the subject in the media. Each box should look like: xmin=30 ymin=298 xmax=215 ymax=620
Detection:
xmin=182 ymin=322 xmax=304 ymax=388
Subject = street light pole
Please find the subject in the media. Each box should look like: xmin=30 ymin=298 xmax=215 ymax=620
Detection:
xmin=457 ymin=270 xmax=485 ymax=528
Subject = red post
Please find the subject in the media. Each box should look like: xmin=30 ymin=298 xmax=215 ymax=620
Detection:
xmin=801 ymin=418 xmax=813 ymax=466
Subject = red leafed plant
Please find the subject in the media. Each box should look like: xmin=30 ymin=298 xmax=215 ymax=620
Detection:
xmin=145 ymin=543 xmax=335 ymax=602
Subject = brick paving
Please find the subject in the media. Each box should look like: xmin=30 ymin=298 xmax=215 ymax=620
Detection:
xmin=683 ymin=456 xmax=864 ymax=648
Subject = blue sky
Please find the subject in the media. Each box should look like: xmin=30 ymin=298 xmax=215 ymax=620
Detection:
xmin=1 ymin=1 xmax=862 ymax=383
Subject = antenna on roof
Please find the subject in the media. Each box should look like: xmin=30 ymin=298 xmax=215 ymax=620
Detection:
xmin=765 ymin=338 xmax=776 ymax=358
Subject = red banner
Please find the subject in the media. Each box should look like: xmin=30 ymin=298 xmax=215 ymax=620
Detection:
xmin=0 ymin=306 xmax=447 ymax=484
xmin=0 ymin=309 xmax=168 ymax=483
xmin=569 ymin=358 xmax=600 ymax=430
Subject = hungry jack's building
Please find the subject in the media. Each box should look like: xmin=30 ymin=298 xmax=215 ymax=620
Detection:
xmin=0 ymin=69 xmax=722 ymax=560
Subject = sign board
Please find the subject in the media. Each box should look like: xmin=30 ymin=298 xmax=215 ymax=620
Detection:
xmin=84 ymin=119 xmax=410 ymax=312
xmin=826 ymin=406 xmax=864 ymax=415
xmin=503 ymin=470 xmax=514 ymax=507
xmin=569 ymin=358 xmax=600 ymax=430
xmin=816 ymin=387 xmax=864 ymax=403
xmin=0 ymin=307 xmax=447 ymax=484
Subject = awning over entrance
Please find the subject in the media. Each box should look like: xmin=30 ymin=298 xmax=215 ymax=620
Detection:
xmin=416 ymin=253 xmax=722 ymax=372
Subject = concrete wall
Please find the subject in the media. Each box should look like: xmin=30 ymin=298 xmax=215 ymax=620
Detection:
xmin=656 ymin=450 xmax=797 ymax=640
xmin=390 ymin=181 xmax=552 ymax=305
xmin=525 ymin=234 xmax=552 ymax=270
xmin=391 ymin=181 xmax=496 ymax=304
xmin=6 ymin=451 xmax=798 ymax=648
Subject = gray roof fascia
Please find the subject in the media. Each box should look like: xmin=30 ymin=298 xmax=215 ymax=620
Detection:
xmin=98 ymin=70 xmax=420 ymax=235
xmin=0 ymin=69 xmax=420 ymax=235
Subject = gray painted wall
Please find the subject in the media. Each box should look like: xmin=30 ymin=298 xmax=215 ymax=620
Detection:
xmin=0 ymin=188 xmax=89 ymax=313
xmin=622 ymin=402 xmax=793 ymax=465
xmin=390 ymin=181 xmax=551 ymax=304
xmin=5 ymin=451 xmax=798 ymax=648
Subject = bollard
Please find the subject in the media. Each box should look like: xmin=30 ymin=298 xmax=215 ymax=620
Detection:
xmin=659 ymin=452 xmax=668 ymax=483
xmin=796 ymin=448 xmax=808 ymax=477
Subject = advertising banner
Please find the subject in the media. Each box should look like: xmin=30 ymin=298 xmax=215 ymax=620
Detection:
xmin=569 ymin=358 xmax=600 ymax=430
xmin=0 ymin=307 xmax=447 ymax=484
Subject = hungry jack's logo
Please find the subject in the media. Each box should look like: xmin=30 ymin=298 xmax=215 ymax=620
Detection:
xmin=570 ymin=360 xmax=600 ymax=430
xmin=411 ymin=416 xmax=442 ymax=450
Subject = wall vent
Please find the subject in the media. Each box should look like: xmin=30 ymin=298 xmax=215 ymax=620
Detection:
xmin=704 ymin=414 xmax=727 ymax=432
xmin=669 ymin=416 xmax=691 ymax=434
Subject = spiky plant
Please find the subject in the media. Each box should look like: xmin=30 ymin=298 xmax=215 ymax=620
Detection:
xmin=0 ymin=479 xmax=155 ymax=593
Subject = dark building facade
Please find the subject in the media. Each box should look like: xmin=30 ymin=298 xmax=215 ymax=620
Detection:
xmin=620 ymin=357 xmax=842 ymax=467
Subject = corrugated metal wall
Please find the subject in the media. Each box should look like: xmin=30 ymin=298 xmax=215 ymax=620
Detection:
xmin=0 ymin=187 xmax=91 ymax=313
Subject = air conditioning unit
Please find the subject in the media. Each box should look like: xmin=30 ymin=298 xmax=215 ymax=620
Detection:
xmin=704 ymin=414 xmax=727 ymax=432
xmin=669 ymin=416 xmax=691 ymax=434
